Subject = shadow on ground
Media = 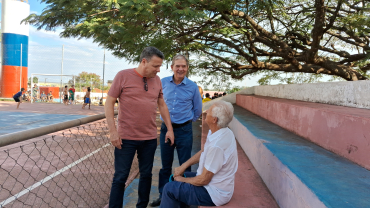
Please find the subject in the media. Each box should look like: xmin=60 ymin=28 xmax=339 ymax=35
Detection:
xmin=123 ymin=120 xmax=202 ymax=208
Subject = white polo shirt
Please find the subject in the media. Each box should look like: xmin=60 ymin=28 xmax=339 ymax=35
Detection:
xmin=196 ymin=127 xmax=238 ymax=206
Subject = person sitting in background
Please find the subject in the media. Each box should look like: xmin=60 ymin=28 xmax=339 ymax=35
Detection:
xmin=202 ymin=93 xmax=212 ymax=103
xmin=218 ymin=94 xmax=223 ymax=97
xmin=212 ymin=93 xmax=218 ymax=100
xmin=160 ymin=101 xmax=238 ymax=208
xmin=22 ymin=91 xmax=30 ymax=102
xmin=41 ymin=92 xmax=47 ymax=102
xmin=47 ymin=91 xmax=53 ymax=102
xmin=198 ymin=86 xmax=203 ymax=100
xmin=223 ymin=92 xmax=227 ymax=96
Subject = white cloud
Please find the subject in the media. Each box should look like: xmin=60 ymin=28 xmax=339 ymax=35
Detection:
xmin=29 ymin=40 xmax=39 ymax=45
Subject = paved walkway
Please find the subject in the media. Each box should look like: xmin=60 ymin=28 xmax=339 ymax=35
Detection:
xmin=0 ymin=101 xmax=106 ymax=136
xmin=122 ymin=120 xmax=202 ymax=208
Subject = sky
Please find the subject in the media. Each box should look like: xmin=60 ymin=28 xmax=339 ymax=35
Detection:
xmin=0 ymin=0 xmax=260 ymax=88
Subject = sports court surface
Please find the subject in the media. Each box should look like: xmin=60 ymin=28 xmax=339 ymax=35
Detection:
xmin=0 ymin=101 xmax=202 ymax=208
xmin=0 ymin=101 xmax=106 ymax=136
xmin=0 ymin=101 xmax=113 ymax=208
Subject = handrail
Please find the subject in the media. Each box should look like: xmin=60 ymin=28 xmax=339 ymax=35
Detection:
xmin=0 ymin=111 xmax=117 ymax=148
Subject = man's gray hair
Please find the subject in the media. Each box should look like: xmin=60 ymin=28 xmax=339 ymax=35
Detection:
xmin=211 ymin=101 xmax=234 ymax=128
xmin=140 ymin=46 xmax=164 ymax=62
xmin=171 ymin=54 xmax=189 ymax=66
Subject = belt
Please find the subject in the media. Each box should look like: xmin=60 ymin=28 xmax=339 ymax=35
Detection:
xmin=171 ymin=120 xmax=192 ymax=128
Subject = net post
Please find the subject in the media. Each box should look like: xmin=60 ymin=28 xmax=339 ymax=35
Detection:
xmin=31 ymin=74 xmax=33 ymax=103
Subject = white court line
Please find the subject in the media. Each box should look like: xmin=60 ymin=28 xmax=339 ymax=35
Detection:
xmin=0 ymin=143 xmax=110 ymax=207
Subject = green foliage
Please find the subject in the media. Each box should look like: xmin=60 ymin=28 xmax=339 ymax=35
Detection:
xmin=227 ymin=86 xmax=242 ymax=94
xmin=69 ymin=72 xmax=102 ymax=90
xmin=26 ymin=0 xmax=370 ymax=86
xmin=28 ymin=76 xmax=38 ymax=84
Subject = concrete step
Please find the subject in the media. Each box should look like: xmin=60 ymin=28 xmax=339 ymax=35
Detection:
xmin=230 ymin=105 xmax=370 ymax=208
xmin=201 ymin=141 xmax=279 ymax=208
xmin=236 ymin=94 xmax=370 ymax=170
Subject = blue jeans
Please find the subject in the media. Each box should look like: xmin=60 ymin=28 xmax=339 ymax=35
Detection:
xmin=109 ymin=139 xmax=157 ymax=208
xmin=160 ymin=172 xmax=215 ymax=208
xmin=158 ymin=122 xmax=193 ymax=196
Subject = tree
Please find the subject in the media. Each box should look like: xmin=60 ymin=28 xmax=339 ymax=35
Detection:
xmin=69 ymin=72 xmax=102 ymax=90
xmin=26 ymin=0 xmax=370 ymax=83
xmin=199 ymin=71 xmax=237 ymax=92
xmin=228 ymin=86 xmax=242 ymax=94
xmin=28 ymin=76 xmax=38 ymax=85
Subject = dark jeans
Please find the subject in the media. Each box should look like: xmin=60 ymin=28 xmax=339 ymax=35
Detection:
xmin=109 ymin=139 xmax=157 ymax=208
xmin=158 ymin=122 xmax=193 ymax=196
xmin=160 ymin=172 xmax=215 ymax=208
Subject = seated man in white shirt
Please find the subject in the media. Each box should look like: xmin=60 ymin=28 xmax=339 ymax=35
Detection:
xmin=160 ymin=101 xmax=238 ymax=208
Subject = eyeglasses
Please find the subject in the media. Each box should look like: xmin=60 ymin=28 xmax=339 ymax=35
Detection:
xmin=143 ymin=77 xmax=148 ymax=91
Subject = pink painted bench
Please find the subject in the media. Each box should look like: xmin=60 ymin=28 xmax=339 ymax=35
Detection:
xmin=200 ymin=113 xmax=278 ymax=208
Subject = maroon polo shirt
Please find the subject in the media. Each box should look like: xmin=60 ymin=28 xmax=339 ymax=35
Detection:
xmin=108 ymin=68 xmax=163 ymax=140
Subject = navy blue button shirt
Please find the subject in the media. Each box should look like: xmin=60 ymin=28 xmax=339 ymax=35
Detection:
xmin=161 ymin=76 xmax=202 ymax=123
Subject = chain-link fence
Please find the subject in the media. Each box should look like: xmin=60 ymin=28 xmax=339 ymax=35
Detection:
xmin=0 ymin=118 xmax=139 ymax=208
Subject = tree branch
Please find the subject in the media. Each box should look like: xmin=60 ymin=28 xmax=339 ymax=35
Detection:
xmin=309 ymin=0 xmax=326 ymax=62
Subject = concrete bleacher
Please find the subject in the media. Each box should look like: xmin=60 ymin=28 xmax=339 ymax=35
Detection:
xmin=200 ymin=114 xmax=279 ymax=208
xmin=236 ymin=95 xmax=370 ymax=170
xmin=201 ymin=81 xmax=370 ymax=208
xmin=231 ymin=105 xmax=370 ymax=208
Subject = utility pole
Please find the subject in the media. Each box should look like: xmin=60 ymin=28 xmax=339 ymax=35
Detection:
xmin=102 ymin=48 xmax=105 ymax=100
xmin=60 ymin=45 xmax=64 ymax=103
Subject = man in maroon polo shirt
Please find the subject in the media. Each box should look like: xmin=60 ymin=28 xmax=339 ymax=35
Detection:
xmin=105 ymin=47 xmax=174 ymax=208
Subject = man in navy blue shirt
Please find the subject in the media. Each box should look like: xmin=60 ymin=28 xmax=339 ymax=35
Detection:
xmin=13 ymin=88 xmax=25 ymax=109
xmin=150 ymin=54 xmax=202 ymax=207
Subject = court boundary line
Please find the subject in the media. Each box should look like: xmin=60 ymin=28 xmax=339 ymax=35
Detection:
xmin=0 ymin=143 xmax=110 ymax=207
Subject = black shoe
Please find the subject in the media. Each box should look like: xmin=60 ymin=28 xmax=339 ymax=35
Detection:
xmin=149 ymin=197 xmax=161 ymax=207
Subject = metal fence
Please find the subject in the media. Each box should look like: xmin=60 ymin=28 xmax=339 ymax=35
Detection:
xmin=0 ymin=118 xmax=138 ymax=208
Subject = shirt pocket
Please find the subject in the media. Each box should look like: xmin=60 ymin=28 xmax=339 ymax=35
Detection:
xmin=178 ymin=89 xmax=193 ymax=104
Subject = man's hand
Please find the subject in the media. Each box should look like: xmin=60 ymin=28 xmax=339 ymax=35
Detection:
xmin=110 ymin=130 xmax=122 ymax=149
xmin=165 ymin=130 xmax=175 ymax=146
xmin=174 ymin=175 xmax=185 ymax=182
xmin=174 ymin=166 xmax=186 ymax=177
